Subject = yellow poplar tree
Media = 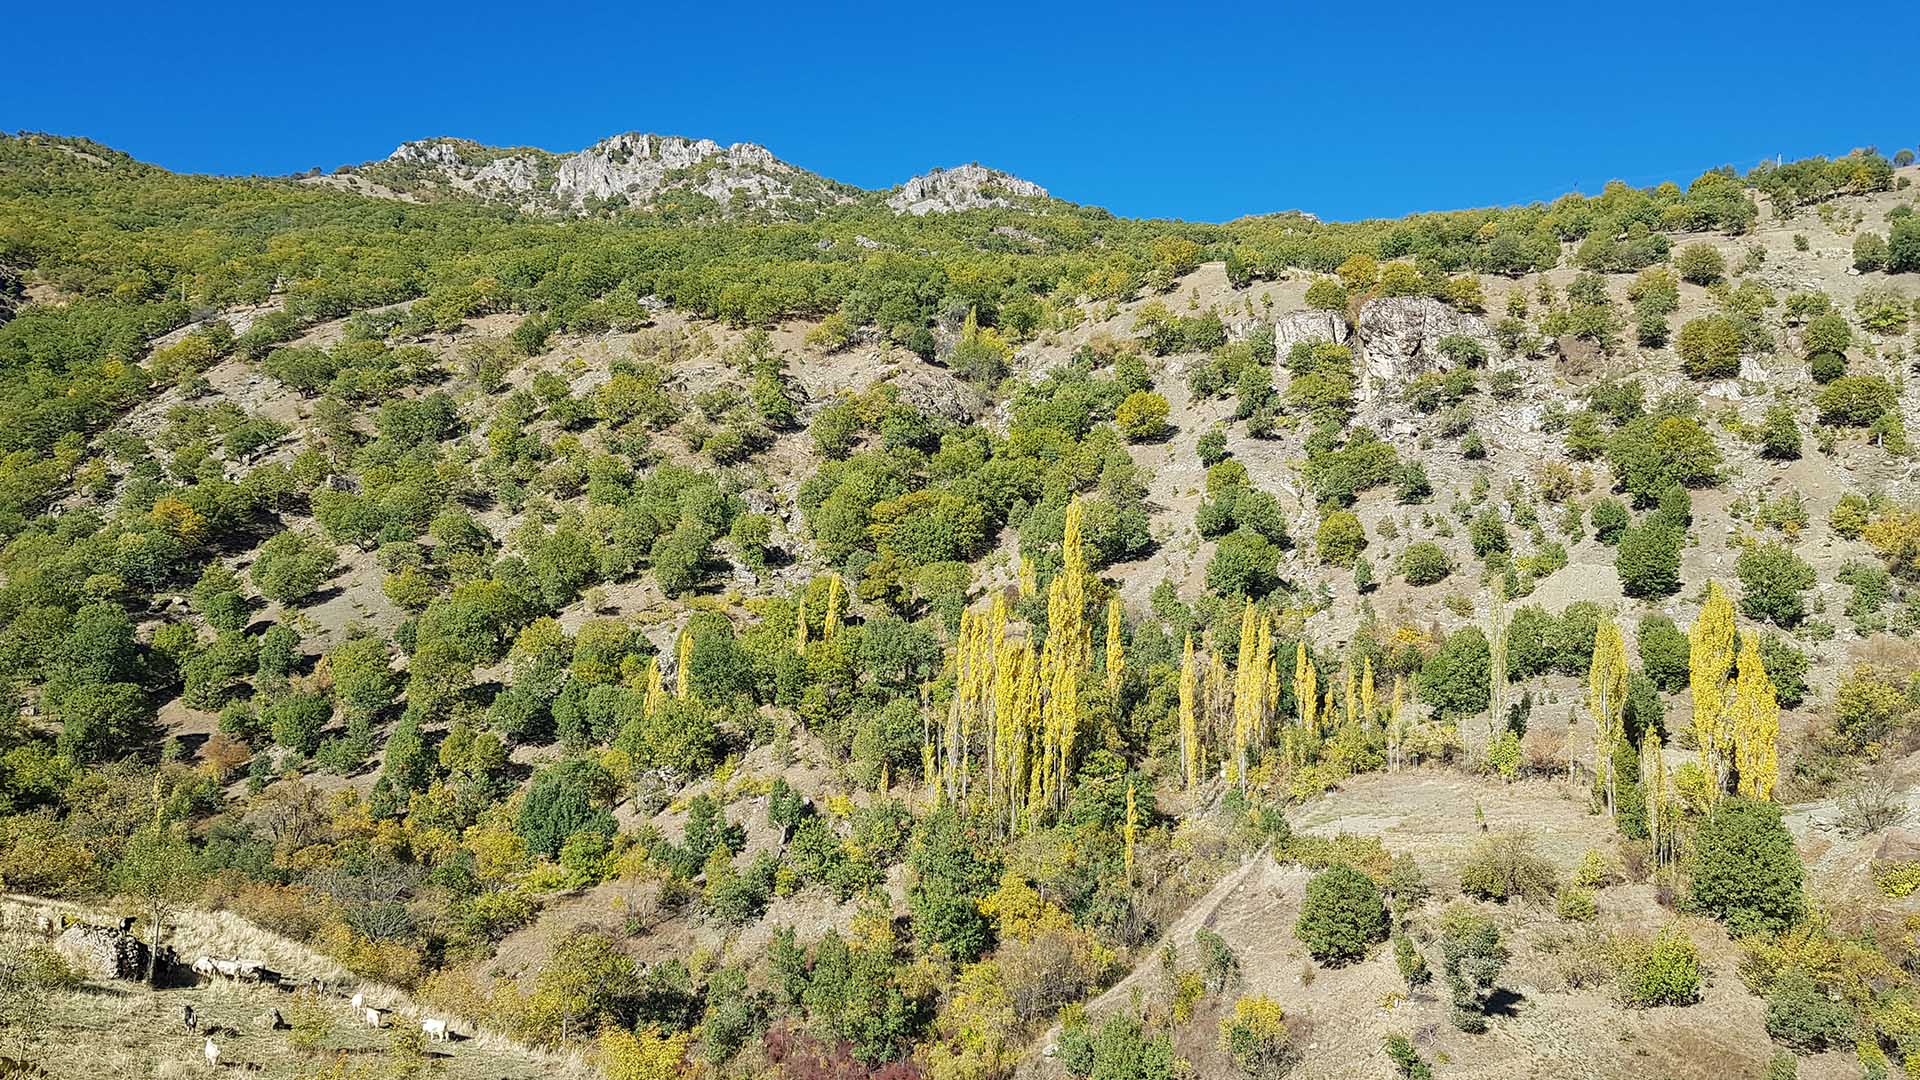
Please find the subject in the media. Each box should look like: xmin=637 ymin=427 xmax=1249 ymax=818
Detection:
xmin=1587 ymin=618 xmax=1629 ymax=820
xmin=1642 ymin=728 xmax=1669 ymax=869
xmin=823 ymin=575 xmax=844 ymax=640
xmin=1732 ymin=631 xmax=1781 ymax=801
xmin=794 ymin=601 xmax=809 ymax=656
xmin=675 ymin=630 xmax=692 ymax=700
xmin=1105 ymin=597 xmax=1125 ymax=695
xmin=1294 ymin=644 xmax=1318 ymax=736
xmin=1689 ymin=581 xmax=1738 ymax=796
xmin=1179 ymin=634 xmax=1199 ymax=789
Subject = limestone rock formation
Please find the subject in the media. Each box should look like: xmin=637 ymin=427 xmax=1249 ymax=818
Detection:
xmin=1272 ymin=310 xmax=1350 ymax=355
xmin=375 ymin=134 xmax=851 ymax=217
xmin=887 ymin=164 xmax=1048 ymax=216
xmin=1355 ymin=296 xmax=1492 ymax=400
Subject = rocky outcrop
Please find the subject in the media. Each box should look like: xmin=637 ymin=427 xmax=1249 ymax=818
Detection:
xmin=1355 ymin=296 xmax=1492 ymax=401
xmin=374 ymin=134 xmax=851 ymax=218
xmin=1272 ymin=310 xmax=1349 ymax=356
xmin=887 ymin=164 xmax=1048 ymax=216
xmin=880 ymin=363 xmax=982 ymax=424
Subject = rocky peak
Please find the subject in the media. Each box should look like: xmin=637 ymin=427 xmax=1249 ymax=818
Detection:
xmin=357 ymin=133 xmax=850 ymax=218
xmin=887 ymin=164 xmax=1049 ymax=215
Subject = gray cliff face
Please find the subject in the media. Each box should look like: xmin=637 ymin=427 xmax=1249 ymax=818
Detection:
xmin=362 ymin=139 xmax=1053 ymax=220
xmin=1354 ymin=296 xmax=1492 ymax=401
xmin=886 ymin=164 xmax=1049 ymax=215
xmin=380 ymin=134 xmax=845 ymax=216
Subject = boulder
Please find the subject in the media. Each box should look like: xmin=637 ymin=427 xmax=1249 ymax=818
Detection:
xmin=1355 ymin=296 xmax=1491 ymax=399
xmin=1876 ymin=828 xmax=1920 ymax=865
xmin=880 ymin=364 xmax=982 ymax=424
xmin=1273 ymin=310 xmax=1350 ymax=356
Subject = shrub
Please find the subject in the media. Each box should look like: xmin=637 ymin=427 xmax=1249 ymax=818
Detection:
xmin=1675 ymin=244 xmax=1727 ymax=285
xmin=1316 ymin=511 xmax=1367 ymax=566
xmin=1815 ymin=375 xmax=1897 ymax=427
xmin=1809 ymin=350 xmax=1847 ymax=383
xmin=1637 ymin=615 xmax=1690 ymax=691
xmin=1764 ymin=970 xmax=1854 ymax=1050
xmin=1854 ymin=232 xmax=1889 ymax=273
xmin=1588 ymin=498 xmax=1630 ymax=543
xmin=1616 ymin=524 xmax=1682 ymax=598
xmin=1438 ymin=906 xmax=1508 ymax=1032
xmin=1115 ymin=390 xmax=1171 ymax=441
xmin=1218 ymin=995 xmax=1291 ymax=1077
xmin=1295 ymin=864 xmax=1389 ymax=965
xmin=1691 ymin=799 xmax=1805 ymax=936
xmin=1469 ymin=511 xmax=1508 ymax=557
xmin=1458 ymin=832 xmax=1557 ymax=904
xmin=1556 ymin=887 xmax=1597 ymax=921
xmin=1393 ymin=933 xmax=1431 ymax=989
xmin=1675 ymin=316 xmax=1743 ymax=379
xmin=1383 ymin=1032 xmax=1432 ymax=1080
xmin=1398 ymin=542 xmax=1453 ymax=586
xmin=1735 ymin=542 xmax=1816 ymax=627
xmin=1758 ymin=405 xmax=1802 ymax=460
xmin=1417 ymin=627 xmax=1490 ymax=720
xmin=1616 ymin=927 xmax=1703 ymax=1006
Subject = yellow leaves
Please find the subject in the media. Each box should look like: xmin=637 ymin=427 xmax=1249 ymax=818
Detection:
xmin=1732 ymin=631 xmax=1781 ymax=801
xmin=980 ymin=872 xmax=1073 ymax=943
xmin=599 ymin=1025 xmax=692 ymax=1080
xmin=1864 ymin=508 xmax=1920 ymax=575
xmin=674 ymin=629 xmax=692 ymax=700
xmin=465 ymin=822 xmax=530 ymax=883
xmin=148 ymin=495 xmax=209 ymax=546
xmin=1180 ymin=634 xmax=1199 ymax=789
xmin=1689 ymin=581 xmax=1739 ymax=793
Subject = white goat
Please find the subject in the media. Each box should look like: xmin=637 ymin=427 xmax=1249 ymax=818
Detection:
xmin=421 ymin=1017 xmax=449 ymax=1042
xmin=203 ymin=1037 xmax=220 ymax=1070
xmin=364 ymin=1007 xmax=383 ymax=1029
xmin=350 ymin=991 xmax=364 ymax=1010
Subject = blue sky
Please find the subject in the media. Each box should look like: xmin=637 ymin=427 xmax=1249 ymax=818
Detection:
xmin=6 ymin=1 xmax=1916 ymax=223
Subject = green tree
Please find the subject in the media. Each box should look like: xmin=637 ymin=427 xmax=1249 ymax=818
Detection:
xmin=1616 ymin=524 xmax=1682 ymax=598
xmin=113 ymin=822 xmax=204 ymax=983
xmin=1674 ymin=244 xmax=1726 ymax=285
xmin=1295 ymin=864 xmax=1389 ymax=965
xmin=251 ymin=530 xmax=339 ymax=606
xmin=1418 ymin=628 xmax=1491 ymax=720
xmin=1438 ymin=905 xmax=1508 ymax=1032
xmin=519 ymin=758 xmax=618 ymax=857
xmin=1735 ymin=542 xmax=1816 ymax=627
xmin=1691 ymin=798 xmax=1805 ymax=936
xmin=1675 ymin=316 xmax=1742 ymax=379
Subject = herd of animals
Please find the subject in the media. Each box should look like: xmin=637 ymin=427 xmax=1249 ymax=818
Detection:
xmin=18 ymin=907 xmax=456 ymax=1068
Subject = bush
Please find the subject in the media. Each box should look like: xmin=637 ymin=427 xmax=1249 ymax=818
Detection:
xmin=1854 ymin=232 xmax=1889 ymax=273
xmin=1295 ymin=864 xmax=1389 ymax=965
xmin=1315 ymin=511 xmax=1367 ymax=566
xmin=1589 ymin=498 xmax=1630 ymax=543
xmin=1115 ymin=390 xmax=1171 ymax=441
xmin=1383 ymin=1032 xmax=1432 ymax=1080
xmin=1764 ymin=970 xmax=1853 ymax=1050
xmin=1758 ymin=405 xmax=1802 ymax=460
xmin=1808 ymin=351 xmax=1847 ymax=383
xmin=1815 ymin=375 xmax=1897 ymax=427
xmin=1637 ymin=615 xmax=1690 ymax=691
xmin=1218 ymin=995 xmax=1291 ymax=1078
xmin=1735 ymin=542 xmax=1816 ymax=627
xmin=1616 ymin=524 xmax=1682 ymax=598
xmin=1691 ymin=799 xmax=1805 ymax=936
xmin=1438 ymin=906 xmax=1508 ymax=1032
xmin=1207 ymin=528 xmax=1283 ymax=598
xmin=1675 ymin=244 xmax=1727 ymax=285
xmin=1458 ymin=832 xmax=1558 ymax=904
xmin=1615 ymin=927 xmax=1703 ymax=1006
xmin=1417 ymin=627 xmax=1490 ymax=720
xmin=1675 ymin=316 xmax=1743 ymax=379
xmin=1398 ymin=542 xmax=1453 ymax=586
xmin=1393 ymin=933 xmax=1431 ymax=989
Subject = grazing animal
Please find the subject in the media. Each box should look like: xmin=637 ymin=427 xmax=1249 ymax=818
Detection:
xmin=193 ymin=955 xmax=218 ymax=980
xmin=183 ymin=1005 xmax=197 ymax=1034
xmin=363 ymin=1007 xmax=383 ymax=1029
xmin=269 ymin=1009 xmax=286 ymax=1031
xmin=213 ymin=958 xmax=243 ymax=980
xmin=203 ymin=1037 xmax=220 ymax=1070
xmin=350 ymin=992 xmax=364 ymax=1010
xmin=421 ymin=1017 xmax=449 ymax=1042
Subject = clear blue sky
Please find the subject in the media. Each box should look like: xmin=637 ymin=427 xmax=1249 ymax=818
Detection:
xmin=6 ymin=0 xmax=1916 ymax=223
